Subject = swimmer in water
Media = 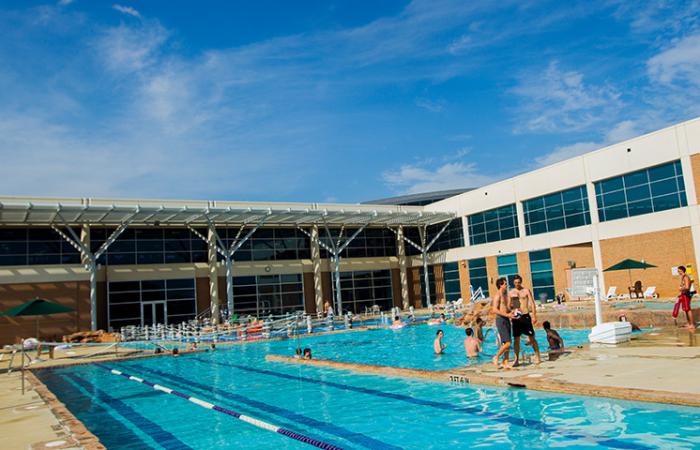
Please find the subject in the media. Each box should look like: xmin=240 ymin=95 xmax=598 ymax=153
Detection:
xmin=434 ymin=329 xmax=447 ymax=354
xmin=464 ymin=327 xmax=481 ymax=358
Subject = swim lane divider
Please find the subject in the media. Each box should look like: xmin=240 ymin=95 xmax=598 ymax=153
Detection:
xmin=92 ymin=363 xmax=343 ymax=450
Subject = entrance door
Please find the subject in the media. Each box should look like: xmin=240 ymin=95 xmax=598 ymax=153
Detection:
xmin=142 ymin=301 xmax=167 ymax=326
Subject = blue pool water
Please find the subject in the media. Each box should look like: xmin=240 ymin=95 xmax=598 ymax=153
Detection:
xmin=612 ymin=301 xmax=676 ymax=311
xmin=295 ymin=324 xmax=591 ymax=370
xmin=37 ymin=327 xmax=700 ymax=449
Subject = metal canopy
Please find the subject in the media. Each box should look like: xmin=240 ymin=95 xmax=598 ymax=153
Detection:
xmin=0 ymin=198 xmax=456 ymax=228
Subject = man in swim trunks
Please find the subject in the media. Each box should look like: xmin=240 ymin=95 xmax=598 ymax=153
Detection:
xmin=492 ymin=277 xmax=514 ymax=369
xmin=434 ymin=329 xmax=447 ymax=354
xmin=677 ymin=266 xmax=695 ymax=330
xmin=464 ymin=328 xmax=481 ymax=358
xmin=509 ymin=275 xmax=541 ymax=365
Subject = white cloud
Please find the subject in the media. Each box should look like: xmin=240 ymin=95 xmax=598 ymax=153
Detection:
xmin=647 ymin=33 xmax=700 ymax=85
xmin=535 ymin=120 xmax=641 ymax=166
xmin=415 ymin=98 xmax=446 ymax=112
xmin=58 ymin=0 xmax=74 ymax=5
xmin=383 ymin=160 xmax=495 ymax=194
xmin=447 ymin=34 xmax=472 ymax=54
xmin=511 ymin=61 xmax=621 ymax=133
xmin=113 ymin=4 xmax=141 ymax=18
xmin=97 ymin=23 xmax=168 ymax=73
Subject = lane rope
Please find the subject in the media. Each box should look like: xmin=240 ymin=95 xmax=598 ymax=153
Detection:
xmin=92 ymin=363 xmax=343 ymax=450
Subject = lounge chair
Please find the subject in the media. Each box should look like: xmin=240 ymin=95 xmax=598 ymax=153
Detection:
xmin=642 ymin=286 xmax=658 ymax=299
xmin=606 ymin=286 xmax=622 ymax=299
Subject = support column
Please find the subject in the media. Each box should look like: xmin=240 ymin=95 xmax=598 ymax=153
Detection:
xmin=207 ymin=227 xmax=220 ymax=324
xmin=586 ymin=181 xmax=606 ymax=295
xmin=79 ymin=225 xmax=98 ymax=331
xmin=225 ymin=256 xmax=233 ymax=320
xmin=396 ymin=226 xmax=410 ymax=309
xmin=333 ymin=256 xmax=342 ymax=315
xmin=310 ymin=225 xmax=324 ymax=314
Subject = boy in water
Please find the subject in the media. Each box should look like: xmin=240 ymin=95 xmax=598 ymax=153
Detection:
xmin=464 ymin=328 xmax=481 ymax=358
xmin=509 ymin=275 xmax=541 ymax=365
xmin=543 ymin=321 xmax=564 ymax=351
xmin=492 ymin=277 xmax=513 ymax=369
xmin=434 ymin=329 xmax=447 ymax=354
xmin=474 ymin=317 xmax=485 ymax=343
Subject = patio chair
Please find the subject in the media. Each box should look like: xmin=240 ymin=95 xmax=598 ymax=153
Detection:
xmin=606 ymin=286 xmax=621 ymax=299
xmin=628 ymin=281 xmax=643 ymax=299
xmin=642 ymin=286 xmax=658 ymax=299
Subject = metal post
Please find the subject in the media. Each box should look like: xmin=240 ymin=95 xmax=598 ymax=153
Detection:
xmin=225 ymin=256 xmax=233 ymax=321
xmin=333 ymin=256 xmax=342 ymax=315
xmin=422 ymin=251 xmax=431 ymax=307
xmin=593 ymin=273 xmax=603 ymax=326
xmin=88 ymin=260 xmax=98 ymax=331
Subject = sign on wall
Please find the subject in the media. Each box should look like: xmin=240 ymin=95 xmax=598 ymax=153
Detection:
xmin=570 ymin=268 xmax=598 ymax=298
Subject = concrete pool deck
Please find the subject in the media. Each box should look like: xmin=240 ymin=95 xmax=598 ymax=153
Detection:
xmin=267 ymin=328 xmax=700 ymax=407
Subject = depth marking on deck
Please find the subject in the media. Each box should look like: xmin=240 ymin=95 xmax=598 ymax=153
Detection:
xmin=93 ymin=363 xmax=343 ymax=450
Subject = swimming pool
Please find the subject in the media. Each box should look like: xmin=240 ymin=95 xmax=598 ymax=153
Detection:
xmin=36 ymin=328 xmax=700 ymax=449
xmin=290 ymin=324 xmax=592 ymax=370
xmin=612 ymin=301 xmax=677 ymax=310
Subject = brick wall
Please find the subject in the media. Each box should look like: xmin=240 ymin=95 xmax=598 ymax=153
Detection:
xmin=433 ymin=264 xmax=446 ymax=304
xmin=516 ymin=251 xmax=532 ymax=288
xmin=600 ymin=228 xmax=696 ymax=298
xmin=0 ymin=281 xmax=94 ymax=345
xmin=303 ymin=272 xmax=316 ymax=314
xmin=485 ymin=256 xmax=499 ymax=297
xmin=691 ymin=154 xmax=700 ymax=203
xmin=390 ymin=268 xmax=403 ymax=308
xmin=550 ymin=243 xmax=595 ymax=297
xmin=457 ymin=260 xmax=471 ymax=301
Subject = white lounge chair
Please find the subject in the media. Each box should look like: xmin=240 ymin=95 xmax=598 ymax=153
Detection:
xmin=606 ymin=286 xmax=622 ymax=299
xmin=642 ymin=286 xmax=658 ymax=299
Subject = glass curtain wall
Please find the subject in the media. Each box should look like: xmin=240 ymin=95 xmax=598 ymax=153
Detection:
xmin=497 ymin=254 xmax=519 ymax=288
xmin=595 ymin=160 xmax=687 ymax=222
xmin=523 ymin=185 xmax=591 ymax=235
xmin=231 ymin=274 xmax=304 ymax=317
xmin=468 ymin=204 xmax=519 ymax=245
xmin=529 ymin=249 xmax=555 ymax=302
xmin=0 ymin=227 xmax=81 ymax=266
xmin=107 ymin=278 xmax=197 ymax=330
xmin=468 ymin=258 xmax=489 ymax=297
xmin=443 ymin=262 xmax=461 ymax=302
xmin=335 ymin=270 xmax=394 ymax=313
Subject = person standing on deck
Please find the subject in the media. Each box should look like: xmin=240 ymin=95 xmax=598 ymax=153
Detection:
xmin=676 ymin=266 xmax=695 ymax=330
xmin=508 ymin=275 xmax=542 ymax=365
xmin=492 ymin=277 xmax=513 ymax=369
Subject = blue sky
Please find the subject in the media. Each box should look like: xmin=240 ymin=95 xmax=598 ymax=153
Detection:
xmin=0 ymin=1 xmax=699 ymax=203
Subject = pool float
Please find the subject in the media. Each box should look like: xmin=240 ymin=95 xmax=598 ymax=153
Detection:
xmin=427 ymin=319 xmax=445 ymax=326
xmin=390 ymin=323 xmax=406 ymax=330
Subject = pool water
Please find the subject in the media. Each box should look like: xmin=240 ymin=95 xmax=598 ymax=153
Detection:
xmin=612 ymin=301 xmax=676 ymax=310
xmin=295 ymin=324 xmax=591 ymax=370
xmin=36 ymin=327 xmax=700 ymax=449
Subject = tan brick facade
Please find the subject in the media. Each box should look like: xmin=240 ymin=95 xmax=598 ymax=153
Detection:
xmin=457 ymin=260 xmax=471 ymax=301
xmin=600 ymin=228 xmax=696 ymax=298
xmin=0 ymin=281 xmax=96 ymax=345
xmin=433 ymin=264 xmax=446 ymax=304
xmin=516 ymin=251 xmax=532 ymax=288
xmin=485 ymin=256 xmax=498 ymax=297
xmin=691 ymin=153 xmax=700 ymax=203
xmin=550 ymin=243 xmax=595 ymax=298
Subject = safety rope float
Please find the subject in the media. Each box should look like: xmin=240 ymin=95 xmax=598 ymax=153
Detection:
xmin=92 ymin=363 xmax=342 ymax=450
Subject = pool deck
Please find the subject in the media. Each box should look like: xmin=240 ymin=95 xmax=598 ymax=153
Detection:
xmin=267 ymin=328 xmax=700 ymax=408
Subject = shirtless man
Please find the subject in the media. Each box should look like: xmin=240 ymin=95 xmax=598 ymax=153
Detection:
xmin=508 ymin=275 xmax=541 ymax=365
xmin=491 ymin=277 xmax=513 ymax=369
xmin=434 ymin=329 xmax=447 ymax=354
xmin=464 ymin=328 xmax=481 ymax=358
xmin=474 ymin=317 xmax=485 ymax=344
xmin=677 ymin=266 xmax=695 ymax=330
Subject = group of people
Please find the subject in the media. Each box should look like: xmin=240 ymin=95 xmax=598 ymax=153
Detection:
xmin=294 ymin=347 xmax=312 ymax=359
xmin=491 ymin=275 xmax=564 ymax=369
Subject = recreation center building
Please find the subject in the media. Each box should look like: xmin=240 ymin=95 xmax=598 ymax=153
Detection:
xmin=1 ymin=116 xmax=700 ymax=343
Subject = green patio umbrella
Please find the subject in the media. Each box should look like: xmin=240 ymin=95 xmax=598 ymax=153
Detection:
xmin=0 ymin=298 xmax=75 ymax=339
xmin=604 ymin=259 xmax=657 ymax=292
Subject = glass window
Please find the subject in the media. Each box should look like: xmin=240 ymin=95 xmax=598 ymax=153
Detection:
xmin=334 ymin=269 xmax=393 ymax=313
xmin=442 ymin=262 xmax=462 ymax=302
xmin=230 ymin=273 xmax=305 ymax=317
xmin=468 ymin=257 xmax=489 ymax=298
xmin=322 ymin=228 xmax=397 ymax=258
xmin=595 ymin=160 xmax=687 ymax=222
xmin=468 ymin=204 xmax=519 ymax=245
xmin=523 ymin=185 xmax=591 ymax=236
xmin=529 ymin=249 xmax=555 ymax=302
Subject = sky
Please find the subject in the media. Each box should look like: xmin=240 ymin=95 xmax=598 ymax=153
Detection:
xmin=0 ymin=1 xmax=699 ymax=203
